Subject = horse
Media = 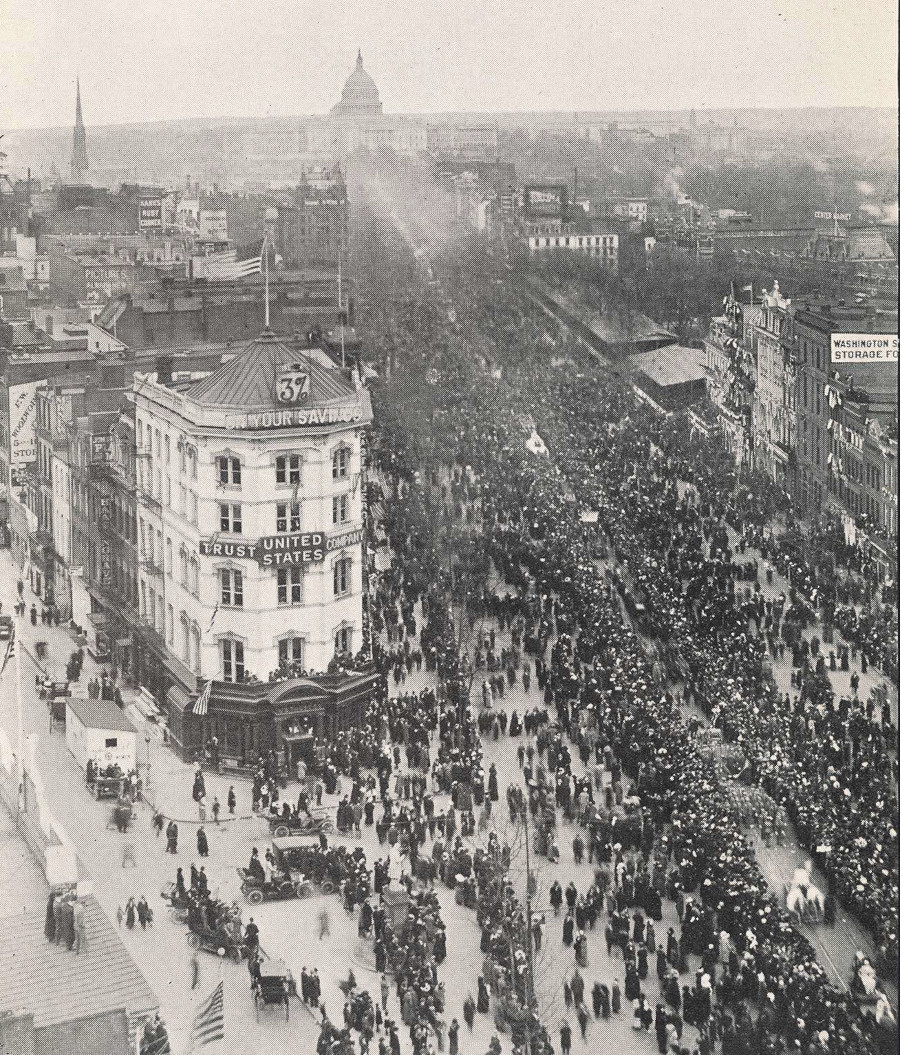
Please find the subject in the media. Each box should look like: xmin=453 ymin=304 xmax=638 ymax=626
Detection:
xmin=803 ymin=883 xmax=825 ymax=922
xmin=785 ymin=880 xmax=825 ymax=924
xmin=785 ymin=883 xmax=807 ymax=922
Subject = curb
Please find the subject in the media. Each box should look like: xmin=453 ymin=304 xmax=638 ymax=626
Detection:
xmin=140 ymin=790 xmax=264 ymax=828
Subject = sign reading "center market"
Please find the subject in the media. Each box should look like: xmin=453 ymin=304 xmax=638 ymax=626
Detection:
xmin=201 ymin=527 xmax=364 ymax=566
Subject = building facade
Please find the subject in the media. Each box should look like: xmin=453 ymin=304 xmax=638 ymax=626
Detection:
xmin=131 ymin=329 xmax=377 ymax=767
xmin=748 ymin=282 xmax=795 ymax=485
xmin=274 ymin=171 xmax=348 ymax=271
xmin=528 ymin=228 xmax=619 ymax=267
xmin=702 ymin=299 xmax=756 ymax=462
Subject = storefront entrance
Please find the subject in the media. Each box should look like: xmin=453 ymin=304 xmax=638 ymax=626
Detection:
xmin=283 ymin=734 xmax=315 ymax=777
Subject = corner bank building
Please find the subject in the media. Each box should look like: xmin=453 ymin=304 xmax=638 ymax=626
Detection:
xmin=131 ymin=329 xmax=378 ymax=769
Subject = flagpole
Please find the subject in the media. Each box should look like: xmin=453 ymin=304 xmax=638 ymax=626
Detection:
xmin=263 ymin=234 xmax=270 ymax=330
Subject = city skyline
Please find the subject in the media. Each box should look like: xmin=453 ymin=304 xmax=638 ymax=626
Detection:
xmin=1 ymin=0 xmax=897 ymax=132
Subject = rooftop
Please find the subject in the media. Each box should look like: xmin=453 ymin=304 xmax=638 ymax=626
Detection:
xmin=185 ymin=328 xmax=359 ymax=411
xmin=0 ymin=896 xmax=157 ymax=1029
xmin=66 ymin=697 xmax=138 ymax=733
xmin=630 ymin=345 xmax=708 ymax=387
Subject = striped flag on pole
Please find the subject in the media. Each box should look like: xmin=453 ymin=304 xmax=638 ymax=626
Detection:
xmin=193 ymin=680 xmax=213 ymax=717
xmin=190 ymin=980 xmax=224 ymax=1049
xmin=192 ymin=250 xmax=263 ymax=281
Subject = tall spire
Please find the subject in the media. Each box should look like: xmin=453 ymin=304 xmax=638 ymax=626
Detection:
xmin=71 ymin=76 xmax=88 ymax=184
xmin=356 ymin=49 xmax=363 ymax=67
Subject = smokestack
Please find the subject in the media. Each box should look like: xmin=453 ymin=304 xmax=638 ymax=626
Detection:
xmin=156 ymin=353 xmax=174 ymax=386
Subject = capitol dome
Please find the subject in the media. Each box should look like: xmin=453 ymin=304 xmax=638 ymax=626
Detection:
xmin=331 ymin=50 xmax=383 ymax=117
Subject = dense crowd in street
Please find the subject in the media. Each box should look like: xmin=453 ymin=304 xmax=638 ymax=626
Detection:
xmin=338 ymin=217 xmax=898 ymax=1054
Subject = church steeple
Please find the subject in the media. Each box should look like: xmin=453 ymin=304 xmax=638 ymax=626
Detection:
xmin=71 ymin=77 xmax=88 ymax=184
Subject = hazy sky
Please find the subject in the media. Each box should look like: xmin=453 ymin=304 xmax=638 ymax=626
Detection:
xmin=1 ymin=0 xmax=897 ymax=129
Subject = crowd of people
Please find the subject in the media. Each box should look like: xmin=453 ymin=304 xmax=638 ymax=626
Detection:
xmin=343 ymin=216 xmax=898 ymax=1054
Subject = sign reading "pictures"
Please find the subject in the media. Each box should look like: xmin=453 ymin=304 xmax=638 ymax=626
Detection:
xmin=201 ymin=527 xmax=364 ymax=566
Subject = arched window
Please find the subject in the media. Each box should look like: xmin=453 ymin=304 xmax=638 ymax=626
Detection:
xmin=333 ymin=555 xmax=352 ymax=597
xmin=277 ymin=635 xmax=304 ymax=667
xmin=334 ymin=623 xmax=353 ymax=656
xmin=180 ymin=613 xmax=190 ymax=662
xmin=331 ymin=444 xmax=351 ymax=481
xmin=191 ymin=623 xmax=202 ymax=674
xmin=219 ymin=637 xmax=245 ymax=683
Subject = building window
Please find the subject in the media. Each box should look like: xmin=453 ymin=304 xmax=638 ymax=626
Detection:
xmin=332 ymin=446 xmax=350 ymax=481
xmin=332 ymin=494 xmax=349 ymax=525
xmin=333 ymin=556 xmax=352 ymax=597
xmin=277 ymin=567 xmax=303 ymax=605
xmin=191 ymin=624 xmax=201 ymax=674
xmin=220 ymin=503 xmax=242 ymax=534
xmin=221 ymin=639 xmax=244 ymax=683
xmin=334 ymin=625 xmax=353 ymax=655
xmin=220 ymin=568 xmax=243 ymax=607
xmin=190 ymin=555 xmax=200 ymax=596
xmin=278 ymin=637 xmax=304 ymax=667
xmin=276 ymin=502 xmax=302 ymax=533
xmin=166 ymin=604 xmax=174 ymax=645
xmin=275 ymin=454 xmax=302 ymax=485
xmin=165 ymin=538 xmax=172 ymax=576
xmin=217 ymin=455 xmax=242 ymax=486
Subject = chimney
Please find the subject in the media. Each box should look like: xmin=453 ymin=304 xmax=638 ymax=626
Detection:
xmin=45 ymin=314 xmax=53 ymax=335
xmin=156 ymin=353 xmax=174 ymax=386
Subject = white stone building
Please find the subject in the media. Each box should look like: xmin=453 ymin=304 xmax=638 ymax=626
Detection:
xmin=132 ymin=330 xmax=377 ymax=765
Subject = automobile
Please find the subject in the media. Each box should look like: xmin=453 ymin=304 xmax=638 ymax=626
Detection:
xmin=0 ymin=615 xmax=14 ymax=641
xmin=252 ymin=959 xmax=293 ymax=1021
xmin=270 ymin=836 xmax=336 ymax=894
xmin=267 ymin=807 xmax=334 ymax=839
xmin=236 ymin=867 xmax=312 ymax=904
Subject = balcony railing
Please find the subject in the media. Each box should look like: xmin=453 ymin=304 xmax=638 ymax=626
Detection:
xmin=139 ymin=553 xmax=164 ymax=576
xmin=137 ymin=490 xmax=162 ymax=512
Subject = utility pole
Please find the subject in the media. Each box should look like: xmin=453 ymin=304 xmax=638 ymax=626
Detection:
xmin=522 ymin=809 xmax=537 ymax=1055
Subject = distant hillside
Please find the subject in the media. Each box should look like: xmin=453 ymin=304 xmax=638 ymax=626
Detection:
xmin=3 ymin=106 xmax=895 ymax=186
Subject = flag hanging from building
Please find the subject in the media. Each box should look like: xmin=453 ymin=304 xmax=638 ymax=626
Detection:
xmin=193 ymin=680 xmax=213 ymax=717
xmin=192 ymin=250 xmax=262 ymax=282
xmin=190 ymin=980 xmax=224 ymax=1049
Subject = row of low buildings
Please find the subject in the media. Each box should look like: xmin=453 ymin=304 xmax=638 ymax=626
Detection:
xmin=1 ymin=313 xmax=378 ymax=775
xmin=704 ymin=285 xmax=898 ymax=579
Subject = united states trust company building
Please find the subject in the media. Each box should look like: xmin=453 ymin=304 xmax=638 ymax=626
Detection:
xmin=131 ymin=329 xmax=378 ymax=769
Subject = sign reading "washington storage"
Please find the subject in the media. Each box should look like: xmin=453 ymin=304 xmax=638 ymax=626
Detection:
xmin=830 ymin=334 xmax=898 ymax=364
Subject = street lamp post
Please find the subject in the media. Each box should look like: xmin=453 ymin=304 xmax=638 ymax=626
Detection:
xmin=144 ymin=733 xmax=151 ymax=791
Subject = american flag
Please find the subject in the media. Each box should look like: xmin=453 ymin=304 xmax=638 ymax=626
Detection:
xmin=193 ymin=680 xmax=213 ymax=717
xmin=192 ymin=250 xmax=262 ymax=282
xmin=190 ymin=980 xmax=224 ymax=1049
